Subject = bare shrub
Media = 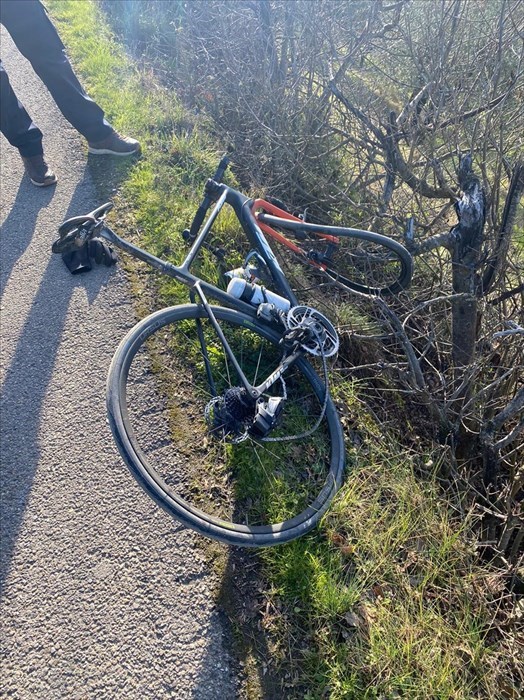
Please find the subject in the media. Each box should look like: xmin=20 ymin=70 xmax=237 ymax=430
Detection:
xmin=100 ymin=0 xmax=524 ymax=565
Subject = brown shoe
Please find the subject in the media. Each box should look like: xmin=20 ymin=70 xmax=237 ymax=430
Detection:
xmin=87 ymin=131 xmax=141 ymax=156
xmin=22 ymin=155 xmax=57 ymax=187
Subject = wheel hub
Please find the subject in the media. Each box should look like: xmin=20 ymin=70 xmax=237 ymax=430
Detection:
xmin=205 ymin=388 xmax=255 ymax=442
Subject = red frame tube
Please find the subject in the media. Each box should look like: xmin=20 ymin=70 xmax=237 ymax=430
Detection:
xmin=251 ymin=200 xmax=340 ymax=257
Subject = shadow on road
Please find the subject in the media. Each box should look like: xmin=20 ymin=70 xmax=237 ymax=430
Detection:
xmin=0 ymin=176 xmax=56 ymax=299
xmin=0 ymin=173 xmax=111 ymax=593
xmin=191 ymin=547 xmax=283 ymax=699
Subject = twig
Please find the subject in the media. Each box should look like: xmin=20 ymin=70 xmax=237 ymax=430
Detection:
xmin=487 ymin=386 xmax=524 ymax=435
xmin=494 ymin=417 xmax=524 ymax=452
xmin=492 ymin=325 xmax=524 ymax=339
xmin=488 ymin=284 xmax=524 ymax=305
xmin=373 ymin=297 xmax=426 ymax=390
xmin=401 ymin=293 xmax=471 ymax=327
xmin=459 ymin=368 xmax=515 ymax=415
xmin=428 ymin=89 xmax=513 ymax=130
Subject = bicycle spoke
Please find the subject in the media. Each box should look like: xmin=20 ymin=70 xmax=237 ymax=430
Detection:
xmin=110 ymin=307 xmax=342 ymax=537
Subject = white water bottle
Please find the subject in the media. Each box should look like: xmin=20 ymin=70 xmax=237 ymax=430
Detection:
xmin=226 ymin=278 xmax=291 ymax=312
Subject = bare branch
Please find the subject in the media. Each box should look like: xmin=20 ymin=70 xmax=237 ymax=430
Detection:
xmin=494 ymin=417 xmax=524 ymax=451
xmin=384 ymin=114 xmax=457 ymax=199
xmin=328 ymin=81 xmax=384 ymax=142
xmin=492 ymin=323 xmax=524 ymax=339
xmin=396 ymin=83 xmax=432 ymax=127
xmin=482 ymin=160 xmax=524 ymax=295
xmin=406 ymin=229 xmax=456 ymax=254
xmin=402 ymin=293 xmax=472 ymax=326
xmin=487 ymin=386 xmax=524 ymax=435
xmin=373 ymin=297 xmax=427 ymax=390
xmin=488 ymin=283 xmax=524 ymax=305
xmin=428 ymin=89 xmax=515 ymax=131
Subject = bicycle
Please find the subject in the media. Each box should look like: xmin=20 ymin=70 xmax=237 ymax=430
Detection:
xmin=250 ymin=199 xmax=412 ymax=297
xmin=52 ymin=156 xmax=412 ymax=547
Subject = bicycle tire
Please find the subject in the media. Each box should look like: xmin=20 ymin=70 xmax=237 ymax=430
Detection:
xmin=305 ymin=227 xmax=413 ymax=295
xmin=107 ymin=305 xmax=345 ymax=547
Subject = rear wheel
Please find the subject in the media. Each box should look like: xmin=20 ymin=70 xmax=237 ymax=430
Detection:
xmin=107 ymin=305 xmax=345 ymax=547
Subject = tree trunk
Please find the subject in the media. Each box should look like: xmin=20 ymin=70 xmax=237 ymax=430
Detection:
xmin=450 ymin=155 xmax=486 ymax=369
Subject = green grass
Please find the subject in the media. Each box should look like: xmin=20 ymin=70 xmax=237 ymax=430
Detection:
xmin=47 ymin=3 xmax=521 ymax=698
xmin=255 ymin=407 xmax=504 ymax=699
xmin=48 ymin=0 xmax=227 ymax=309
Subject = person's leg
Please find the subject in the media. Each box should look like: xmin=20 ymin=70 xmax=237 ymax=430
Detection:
xmin=0 ymin=0 xmax=112 ymax=142
xmin=0 ymin=60 xmax=43 ymax=156
xmin=0 ymin=61 xmax=56 ymax=186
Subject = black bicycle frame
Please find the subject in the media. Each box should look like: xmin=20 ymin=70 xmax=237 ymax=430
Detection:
xmin=99 ymin=182 xmax=298 ymax=311
xmin=97 ymin=181 xmax=303 ymax=400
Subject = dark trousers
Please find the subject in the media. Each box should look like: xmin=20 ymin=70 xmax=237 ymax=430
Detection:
xmin=0 ymin=0 xmax=112 ymax=157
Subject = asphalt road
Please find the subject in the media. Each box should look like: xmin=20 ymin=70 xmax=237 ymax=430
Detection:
xmin=0 ymin=27 xmax=237 ymax=699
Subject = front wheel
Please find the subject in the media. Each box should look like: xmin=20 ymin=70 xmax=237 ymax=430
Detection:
xmin=107 ymin=305 xmax=345 ymax=547
xmin=306 ymin=228 xmax=413 ymax=296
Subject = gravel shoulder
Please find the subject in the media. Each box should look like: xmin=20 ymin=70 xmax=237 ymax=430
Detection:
xmin=0 ymin=27 xmax=237 ymax=700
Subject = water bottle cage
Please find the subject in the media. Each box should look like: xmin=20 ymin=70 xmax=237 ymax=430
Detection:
xmin=257 ymin=302 xmax=287 ymax=325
